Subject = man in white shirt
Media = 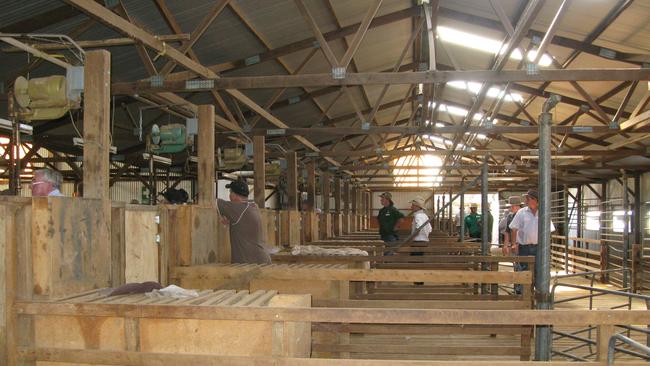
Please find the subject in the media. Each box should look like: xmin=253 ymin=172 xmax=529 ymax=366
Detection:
xmin=410 ymin=196 xmax=431 ymax=285
xmin=31 ymin=169 xmax=64 ymax=197
xmin=410 ymin=196 xmax=431 ymax=250
xmin=509 ymin=189 xmax=555 ymax=293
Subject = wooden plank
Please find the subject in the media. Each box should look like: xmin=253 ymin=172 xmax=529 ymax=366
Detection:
xmin=254 ymin=135 xmax=265 ymax=208
xmin=313 ymin=299 xmax=528 ymax=309
xmin=83 ymin=50 xmax=111 ymax=200
xmin=31 ymin=198 xmax=111 ymax=298
xmin=124 ymin=209 xmax=158 ymax=283
xmin=18 ymin=348 xmax=649 ymax=366
xmin=171 ymin=265 xmax=532 ymax=284
xmin=197 ymin=105 xmax=216 ymax=207
xmin=14 ymin=303 xmax=650 ymax=326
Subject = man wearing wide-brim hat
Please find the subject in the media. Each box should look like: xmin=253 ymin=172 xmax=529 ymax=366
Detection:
xmin=502 ymin=195 xmax=524 ymax=256
xmin=410 ymin=196 xmax=431 ymax=250
xmin=509 ymin=189 xmax=555 ymax=293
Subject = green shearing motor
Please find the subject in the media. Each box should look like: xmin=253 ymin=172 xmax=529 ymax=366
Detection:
xmin=149 ymin=123 xmax=188 ymax=154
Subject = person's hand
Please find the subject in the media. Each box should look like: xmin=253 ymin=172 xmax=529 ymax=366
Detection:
xmin=220 ymin=216 xmax=230 ymax=225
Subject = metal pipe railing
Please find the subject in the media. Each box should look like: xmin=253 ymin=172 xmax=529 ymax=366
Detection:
xmin=608 ymin=334 xmax=650 ymax=365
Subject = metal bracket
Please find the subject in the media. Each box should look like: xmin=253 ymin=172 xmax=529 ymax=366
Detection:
xmin=609 ymin=120 xmax=620 ymax=130
xmin=288 ymin=96 xmax=300 ymax=104
xmin=244 ymin=54 xmax=261 ymax=66
xmin=526 ymin=62 xmax=539 ymax=75
xmin=361 ymin=122 xmax=370 ymax=130
xmin=331 ymin=67 xmax=346 ymax=79
xmin=150 ymin=75 xmax=163 ymax=88
xmin=267 ymin=129 xmax=286 ymax=136
xmin=598 ymin=48 xmax=617 ymax=60
xmin=185 ymin=79 xmax=214 ymax=90
xmin=571 ymin=126 xmax=593 ymax=133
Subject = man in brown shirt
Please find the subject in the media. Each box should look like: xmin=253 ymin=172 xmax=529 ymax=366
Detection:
xmin=217 ymin=179 xmax=271 ymax=264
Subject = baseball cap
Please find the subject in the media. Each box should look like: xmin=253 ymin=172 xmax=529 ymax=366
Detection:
xmin=379 ymin=192 xmax=392 ymax=200
xmin=226 ymin=179 xmax=249 ymax=197
xmin=524 ymin=189 xmax=539 ymax=201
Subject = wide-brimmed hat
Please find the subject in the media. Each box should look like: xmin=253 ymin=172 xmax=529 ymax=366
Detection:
xmin=506 ymin=195 xmax=524 ymax=207
xmin=410 ymin=196 xmax=425 ymax=209
xmin=469 ymin=203 xmax=478 ymax=209
xmin=379 ymin=192 xmax=392 ymax=201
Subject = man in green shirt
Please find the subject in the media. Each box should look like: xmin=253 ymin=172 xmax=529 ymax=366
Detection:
xmin=464 ymin=203 xmax=482 ymax=239
xmin=377 ymin=192 xmax=404 ymax=254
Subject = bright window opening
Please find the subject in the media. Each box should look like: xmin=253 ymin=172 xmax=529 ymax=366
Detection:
xmin=585 ymin=211 xmax=600 ymax=231
xmin=438 ymin=26 xmax=552 ymax=66
xmin=392 ymin=149 xmax=443 ymax=188
xmin=613 ymin=210 xmax=632 ymax=233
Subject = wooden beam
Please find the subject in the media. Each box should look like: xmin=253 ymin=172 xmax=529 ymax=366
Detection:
xmin=197 ymin=105 xmax=215 ymax=206
xmin=1 ymin=34 xmax=190 ymax=53
xmin=65 ymin=0 xmax=334 ymax=165
xmin=619 ymin=110 xmax=650 ymax=132
xmin=159 ymin=0 xmax=231 ymax=75
xmin=293 ymin=0 xmax=339 ymax=68
xmin=343 ymin=180 xmax=351 ymax=215
xmin=339 ymin=0 xmax=383 ymax=69
xmin=82 ymin=50 xmax=111 ymax=200
xmin=286 ymin=151 xmax=298 ymax=210
xmin=0 ymin=36 xmax=72 ymax=69
xmin=253 ymin=135 xmax=265 ymax=208
xmin=112 ymin=68 xmax=650 ymax=92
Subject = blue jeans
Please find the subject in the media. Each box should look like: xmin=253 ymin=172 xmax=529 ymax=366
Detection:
xmin=515 ymin=244 xmax=537 ymax=294
xmin=382 ymin=234 xmax=399 ymax=255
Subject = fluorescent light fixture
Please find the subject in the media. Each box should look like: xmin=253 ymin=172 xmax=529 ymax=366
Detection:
xmin=0 ymin=118 xmax=33 ymax=135
xmin=142 ymin=153 xmax=172 ymax=165
xmin=435 ymin=122 xmax=445 ymax=127
xmin=437 ymin=26 xmax=551 ymax=66
xmin=73 ymin=137 xmax=117 ymax=154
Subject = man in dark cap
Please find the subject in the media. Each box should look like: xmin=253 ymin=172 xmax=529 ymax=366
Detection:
xmin=217 ymin=179 xmax=271 ymax=264
xmin=377 ymin=192 xmax=404 ymax=255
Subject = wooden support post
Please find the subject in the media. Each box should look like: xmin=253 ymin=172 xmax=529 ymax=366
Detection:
xmin=343 ymin=180 xmax=350 ymax=234
xmin=597 ymin=324 xmax=614 ymax=362
xmin=448 ymin=189 xmax=453 ymax=236
xmin=576 ymin=185 xmax=583 ymax=247
xmin=634 ymin=173 xmax=641 ymax=247
xmin=320 ymin=170 xmax=330 ymax=239
xmin=333 ymin=177 xmax=342 ymax=237
xmin=197 ymin=105 xmax=215 ymax=207
xmin=286 ymin=151 xmax=298 ymax=211
xmin=600 ymin=182 xmax=608 ymax=282
xmin=83 ymin=50 xmax=111 ymax=200
xmin=632 ymin=244 xmax=640 ymax=292
xmin=254 ymin=135 xmax=266 ymax=208
xmin=306 ymin=161 xmax=316 ymax=210
xmin=351 ymin=186 xmax=358 ymax=232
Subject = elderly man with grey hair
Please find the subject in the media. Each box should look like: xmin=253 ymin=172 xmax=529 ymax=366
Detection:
xmin=31 ymin=169 xmax=64 ymax=197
